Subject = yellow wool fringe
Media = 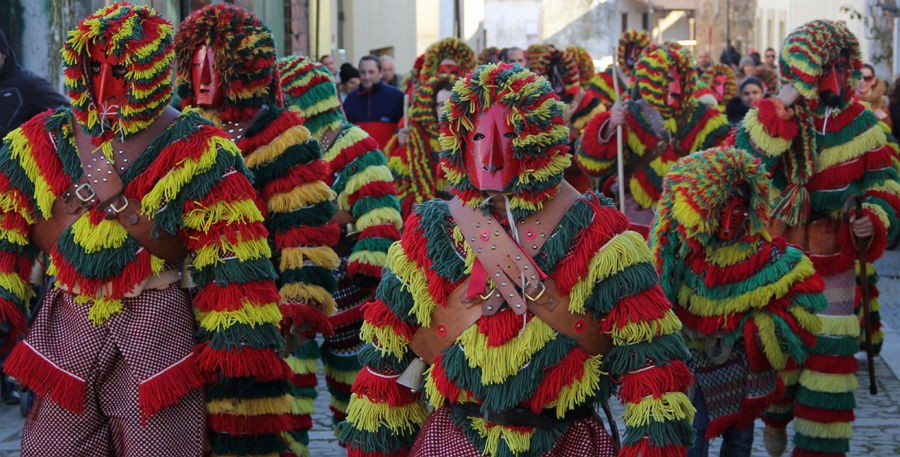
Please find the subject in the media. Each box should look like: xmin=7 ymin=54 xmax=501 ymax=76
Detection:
xmin=387 ymin=242 xmax=438 ymax=327
xmin=267 ymin=181 xmax=336 ymax=213
xmin=798 ymin=370 xmax=857 ymax=394
xmin=610 ymin=310 xmax=682 ymax=345
xmin=279 ymin=283 xmax=337 ymax=315
xmin=0 ymin=271 xmax=31 ymax=302
xmin=743 ymin=110 xmax=793 ymax=157
xmin=795 ymin=418 xmax=854 ymax=439
xmin=140 ymin=137 xmax=228 ymax=216
xmin=359 ymin=321 xmax=409 ymax=361
xmin=324 ymin=365 xmax=361 ymax=386
xmin=70 ymin=216 xmax=129 ymax=253
xmin=470 ymin=417 xmax=534 ymax=455
xmin=630 ymin=178 xmax=655 ymax=210
xmin=789 ymin=306 xmax=823 ymax=335
xmin=288 ymin=396 xmax=316 ymax=415
xmin=339 ymin=166 xmax=395 ymax=207
xmin=624 ymin=392 xmax=695 ymax=427
xmin=207 ymin=394 xmax=293 ymax=416
xmin=347 ymin=251 xmax=388 ymax=270
xmin=75 ymin=295 xmax=124 ymax=325
xmin=280 ymin=246 xmax=341 ymax=271
xmin=516 ymin=153 xmax=571 ymax=185
xmin=569 ymin=231 xmax=652 ymax=314
xmin=818 ymin=314 xmax=861 ymax=337
xmin=546 ymin=354 xmax=604 ymax=417
xmin=703 ymin=241 xmax=759 ymax=267
xmin=193 ymin=236 xmax=272 ymax=269
xmin=285 ymin=355 xmax=319 ymax=375
xmin=345 ymin=395 xmax=428 ymax=434
xmin=816 ymin=125 xmax=886 ymax=172
xmin=355 ymin=206 xmax=403 ymax=231
xmin=6 ymin=132 xmax=55 ymax=218
xmin=196 ymin=301 xmax=282 ymax=332
xmin=754 ymin=313 xmax=788 ymax=370
xmin=458 ymin=318 xmax=556 ymax=385
xmin=282 ymin=434 xmax=310 ymax=457
xmin=182 ymin=199 xmax=267 ymax=234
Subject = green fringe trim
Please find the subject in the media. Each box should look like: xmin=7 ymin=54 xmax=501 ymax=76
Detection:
xmin=199 ymin=322 xmax=285 ymax=352
xmin=337 ymin=420 xmax=417 ymax=455
xmin=416 ymin=200 xmax=467 ymax=282
xmin=352 ymin=194 xmax=402 ymax=219
xmin=447 ymin=407 xmax=567 ymax=457
xmin=321 ymin=345 xmax=364 ymax=372
xmin=351 ymin=237 xmax=395 ymax=257
xmin=54 ymin=229 xmax=140 ymax=280
xmin=332 ymin=150 xmax=388 ymax=195
xmin=793 ymin=434 xmax=850 ymax=454
xmin=537 ymin=198 xmax=595 ymax=274
xmin=268 ymin=200 xmax=337 ymax=232
xmin=253 ymin=140 xmax=322 ymax=184
xmin=813 ymin=336 xmax=860 ymax=357
xmin=279 ymin=265 xmax=338 ymax=293
xmin=190 ymin=257 xmax=278 ymax=288
xmin=208 ymin=431 xmax=284 ymax=456
xmin=375 ymin=270 xmax=418 ymax=324
xmin=795 ymin=387 xmax=856 ymax=410
xmin=586 ymin=261 xmax=659 ymax=317
xmin=358 ymin=342 xmax=413 ymax=373
xmin=603 ymin=333 xmax=691 ymax=377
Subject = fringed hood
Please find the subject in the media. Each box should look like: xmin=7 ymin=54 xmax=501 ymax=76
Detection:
xmin=277 ymin=56 xmax=344 ymax=139
xmin=420 ymin=38 xmax=475 ymax=79
xmin=566 ymin=46 xmax=595 ymax=88
xmin=529 ymin=46 xmax=581 ymax=103
xmin=653 ymin=146 xmax=770 ymax=253
xmin=632 ymin=42 xmax=699 ymax=118
xmin=700 ymin=63 xmax=737 ymax=102
xmin=478 ymin=46 xmax=501 ymax=65
xmin=174 ymin=4 xmax=278 ymax=122
xmin=780 ymin=19 xmax=862 ymax=104
xmin=439 ymin=63 xmax=571 ymax=220
xmin=618 ymin=30 xmax=651 ymax=77
xmin=62 ymin=2 xmax=174 ymax=143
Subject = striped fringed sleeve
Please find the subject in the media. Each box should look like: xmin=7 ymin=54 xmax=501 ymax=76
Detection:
xmin=575 ymin=109 xmax=618 ymax=178
xmin=160 ymin=121 xmax=293 ymax=456
xmin=240 ymin=107 xmax=341 ymax=335
xmin=328 ymin=124 xmax=402 ymax=285
xmin=0 ymin=116 xmax=46 ymax=355
xmin=732 ymin=98 xmax=801 ymax=171
xmin=586 ymin=70 xmax=619 ymax=109
xmin=336 ymin=209 xmax=432 ymax=457
xmin=572 ymin=196 xmax=695 ymax=457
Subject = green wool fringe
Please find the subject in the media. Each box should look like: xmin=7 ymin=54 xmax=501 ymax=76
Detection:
xmin=622 ymin=417 xmax=696 ymax=447
xmin=603 ymin=333 xmax=691 ymax=377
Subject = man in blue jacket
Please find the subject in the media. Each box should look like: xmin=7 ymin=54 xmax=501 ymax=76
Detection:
xmin=342 ymin=54 xmax=404 ymax=148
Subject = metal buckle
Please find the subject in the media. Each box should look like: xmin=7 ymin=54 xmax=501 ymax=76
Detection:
xmin=524 ymin=281 xmax=546 ymax=302
xmin=74 ymin=183 xmax=96 ymax=203
xmin=478 ymin=287 xmax=496 ymax=301
xmin=104 ymin=196 xmax=129 ymax=220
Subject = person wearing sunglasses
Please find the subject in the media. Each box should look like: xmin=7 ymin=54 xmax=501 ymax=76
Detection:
xmin=858 ymin=63 xmax=892 ymax=128
xmin=762 ymin=47 xmax=778 ymax=71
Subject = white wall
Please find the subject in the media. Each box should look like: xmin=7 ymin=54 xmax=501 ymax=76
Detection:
xmin=344 ymin=0 xmax=419 ymax=73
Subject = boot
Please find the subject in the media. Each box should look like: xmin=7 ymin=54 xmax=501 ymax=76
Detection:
xmin=764 ymin=426 xmax=787 ymax=457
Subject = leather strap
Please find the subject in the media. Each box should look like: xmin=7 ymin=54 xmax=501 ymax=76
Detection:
xmin=407 ymin=182 xmax=612 ymax=361
xmin=32 ymin=108 xmax=188 ymax=264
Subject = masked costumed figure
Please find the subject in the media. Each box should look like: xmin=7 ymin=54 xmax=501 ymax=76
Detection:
xmin=695 ymin=63 xmax=737 ymax=111
xmin=173 ymin=5 xmax=342 ymax=455
xmin=382 ymin=73 xmax=459 ymax=219
xmin=404 ymin=38 xmax=474 ymax=97
xmin=650 ymin=147 xmax=826 ymax=457
xmin=577 ymin=42 xmax=731 ymax=237
xmin=587 ymin=30 xmax=652 ymax=109
xmin=478 ymin=47 xmax=501 ymax=65
xmin=732 ymin=19 xmax=900 ymax=457
xmin=337 ymin=62 xmax=695 ymax=457
xmin=2 ymin=3 xmax=296 ymax=455
xmin=276 ymin=55 xmax=403 ymax=450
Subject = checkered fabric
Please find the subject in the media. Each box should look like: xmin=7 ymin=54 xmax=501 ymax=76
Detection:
xmin=409 ymin=406 xmax=616 ymax=457
xmin=20 ymin=287 xmax=203 ymax=456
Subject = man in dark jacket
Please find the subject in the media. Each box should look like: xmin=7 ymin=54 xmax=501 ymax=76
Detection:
xmin=0 ymin=27 xmax=68 ymax=139
xmin=342 ymin=54 xmax=404 ymax=148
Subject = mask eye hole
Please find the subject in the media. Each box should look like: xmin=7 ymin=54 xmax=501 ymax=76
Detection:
xmin=112 ymin=65 xmax=127 ymax=78
xmin=89 ymin=61 xmax=101 ymax=75
xmin=503 ymin=132 xmax=516 ymax=139
xmin=472 ymin=133 xmax=486 ymax=141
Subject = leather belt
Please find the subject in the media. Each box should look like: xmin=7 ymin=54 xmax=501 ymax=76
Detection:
xmin=451 ymin=402 xmax=595 ymax=430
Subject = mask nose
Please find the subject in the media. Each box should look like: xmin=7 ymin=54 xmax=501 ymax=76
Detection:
xmin=818 ymin=70 xmax=840 ymax=94
xmin=481 ymin=122 xmax=505 ymax=172
xmin=96 ymin=63 xmax=114 ymax=103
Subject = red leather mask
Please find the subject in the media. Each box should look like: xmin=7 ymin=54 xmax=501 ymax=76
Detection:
xmin=667 ymin=67 xmax=684 ymax=109
xmin=438 ymin=59 xmax=460 ymax=76
xmin=87 ymin=42 xmax=128 ymax=118
xmin=191 ymin=45 xmax=224 ymax=107
xmin=818 ymin=56 xmax=849 ymax=108
xmin=625 ymin=45 xmax=641 ymax=69
xmin=717 ymin=192 xmax=749 ymax=240
xmin=464 ymin=104 xmax=520 ymax=192
xmin=713 ymin=75 xmax=727 ymax=100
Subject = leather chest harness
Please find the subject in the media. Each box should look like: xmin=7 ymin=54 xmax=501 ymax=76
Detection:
xmin=31 ymin=107 xmax=188 ymax=265
xmin=405 ymin=182 xmax=612 ymax=365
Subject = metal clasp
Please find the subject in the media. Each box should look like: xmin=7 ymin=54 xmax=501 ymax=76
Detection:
xmin=524 ymin=281 xmax=546 ymax=302
xmin=74 ymin=183 xmax=96 ymax=203
xmin=103 ymin=195 xmax=129 ymax=220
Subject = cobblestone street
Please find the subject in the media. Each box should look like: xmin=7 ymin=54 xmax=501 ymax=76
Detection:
xmin=2 ymin=252 xmax=900 ymax=456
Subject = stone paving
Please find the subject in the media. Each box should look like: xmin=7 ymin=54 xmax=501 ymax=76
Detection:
xmin=3 ymin=252 xmax=900 ymax=456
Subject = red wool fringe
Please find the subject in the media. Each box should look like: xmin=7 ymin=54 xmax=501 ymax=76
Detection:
xmin=194 ymin=344 xmax=292 ymax=381
xmin=194 ymin=280 xmax=281 ymax=313
xmin=755 ymin=98 xmax=800 ymax=139
xmin=348 ymin=181 xmax=400 ymax=208
xmin=3 ymin=341 xmax=85 ymax=414
xmin=620 ymin=439 xmax=687 ymax=457
xmin=328 ymin=302 xmax=363 ymax=328
xmin=476 ymin=308 xmax=533 ymax=347
xmin=618 ymin=361 xmax=693 ymax=403
xmin=347 ymin=261 xmax=385 ymax=281
xmin=280 ymin=303 xmax=335 ymax=336
xmin=291 ymin=372 xmax=317 ymax=387
xmin=348 ymin=448 xmax=407 ymax=457
xmin=577 ymin=111 xmax=612 ymax=167
xmin=795 ymin=403 xmax=855 ymax=423
xmin=358 ymin=223 xmax=402 ymax=242
xmin=139 ymin=352 xmax=204 ymax=424
xmin=261 ymin=160 xmax=329 ymax=196
xmin=208 ymin=412 xmax=305 ymax=435
xmin=525 ymin=348 xmax=588 ymax=411
xmin=361 ymin=299 xmax=415 ymax=341
xmin=351 ymin=367 xmax=419 ymax=406
xmin=601 ymin=286 xmax=670 ymax=333
xmin=276 ymin=222 xmax=341 ymax=249
xmin=554 ymin=203 xmax=628 ymax=292
xmin=428 ymin=359 xmax=462 ymax=402
xmin=326 ymin=133 xmax=381 ymax=174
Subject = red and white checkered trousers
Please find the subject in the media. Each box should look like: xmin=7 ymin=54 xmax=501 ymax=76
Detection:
xmin=20 ymin=287 xmax=204 ymax=456
xmin=409 ymin=406 xmax=616 ymax=457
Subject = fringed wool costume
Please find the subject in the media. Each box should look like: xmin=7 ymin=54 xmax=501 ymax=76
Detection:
xmin=695 ymin=63 xmax=737 ymax=111
xmin=586 ymin=30 xmax=651 ymax=109
xmin=383 ymin=73 xmax=459 ymax=219
xmin=478 ymin=47 xmax=501 ymax=65
xmin=732 ymin=20 xmax=900 ymax=457
xmin=277 ymin=55 xmax=403 ymax=451
xmin=337 ymin=63 xmax=695 ymax=457
xmin=2 ymin=3 xmax=294 ymax=455
xmin=650 ymin=147 xmax=825 ymax=452
xmin=577 ymin=42 xmax=731 ymax=236
xmin=174 ymin=5 xmax=341 ymax=456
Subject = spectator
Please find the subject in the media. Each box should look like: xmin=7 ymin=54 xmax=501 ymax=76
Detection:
xmin=0 ymin=27 xmax=68 ymax=140
xmin=858 ymin=63 xmax=892 ymax=128
xmin=888 ymin=75 xmax=900 ymax=138
xmin=320 ymin=54 xmax=337 ymax=77
xmin=338 ymin=63 xmax=359 ymax=102
xmin=499 ymin=46 xmax=527 ymax=67
xmin=696 ymin=49 xmax=713 ymax=71
xmin=720 ymin=44 xmax=741 ymax=72
xmin=379 ymin=54 xmax=400 ymax=87
xmin=749 ymin=50 xmax=761 ymax=66
xmin=762 ymin=47 xmax=777 ymax=71
xmin=342 ymin=54 xmax=404 ymax=148
xmin=725 ymin=76 xmax=765 ymax=125
xmin=737 ymin=56 xmax=757 ymax=80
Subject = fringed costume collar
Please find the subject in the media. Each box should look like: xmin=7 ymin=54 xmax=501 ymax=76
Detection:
xmin=277 ymin=56 xmax=345 ymax=139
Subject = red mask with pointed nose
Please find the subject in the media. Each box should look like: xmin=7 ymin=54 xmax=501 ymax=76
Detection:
xmin=667 ymin=67 xmax=684 ymax=109
xmin=438 ymin=59 xmax=460 ymax=76
xmin=191 ymin=45 xmax=224 ymax=107
xmin=87 ymin=42 xmax=128 ymax=119
xmin=464 ymin=104 xmax=520 ymax=192
xmin=717 ymin=192 xmax=749 ymax=240
xmin=713 ymin=75 xmax=727 ymax=101
xmin=817 ymin=56 xmax=849 ymax=107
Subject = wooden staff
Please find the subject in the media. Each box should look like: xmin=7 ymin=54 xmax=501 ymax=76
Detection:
xmin=403 ymin=94 xmax=410 ymax=129
xmin=854 ymin=196 xmax=878 ymax=395
xmin=610 ymin=51 xmax=626 ymax=213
